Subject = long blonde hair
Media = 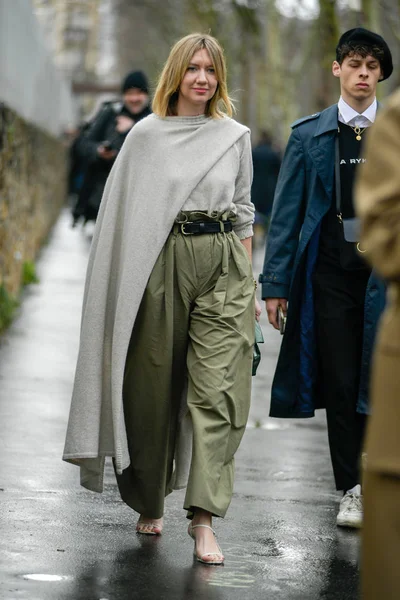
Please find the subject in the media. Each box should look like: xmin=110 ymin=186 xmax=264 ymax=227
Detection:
xmin=152 ymin=33 xmax=234 ymax=118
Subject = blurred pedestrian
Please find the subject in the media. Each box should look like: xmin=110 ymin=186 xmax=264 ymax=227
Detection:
xmin=67 ymin=122 xmax=91 ymax=202
xmin=356 ymin=89 xmax=400 ymax=600
xmin=72 ymin=70 xmax=151 ymax=225
xmin=63 ymin=33 xmax=260 ymax=565
xmin=251 ymin=130 xmax=281 ymax=245
xmin=259 ymin=28 xmax=393 ymax=528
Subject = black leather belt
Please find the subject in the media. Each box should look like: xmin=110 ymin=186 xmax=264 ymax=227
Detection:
xmin=176 ymin=221 xmax=233 ymax=235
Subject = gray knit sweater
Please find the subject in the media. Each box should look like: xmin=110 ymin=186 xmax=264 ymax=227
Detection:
xmin=159 ymin=115 xmax=254 ymax=239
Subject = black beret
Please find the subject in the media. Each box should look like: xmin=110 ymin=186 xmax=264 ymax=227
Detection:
xmin=121 ymin=71 xmax=149 ymax=94
xmin=336 ymin=27 xmax=393 ymax=81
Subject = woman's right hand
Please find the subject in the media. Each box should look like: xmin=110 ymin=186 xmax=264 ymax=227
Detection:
xmin=255 ymin=298 xmax=262 ymax=322
xmin=265 ymin=298 xmax=287 ymax=330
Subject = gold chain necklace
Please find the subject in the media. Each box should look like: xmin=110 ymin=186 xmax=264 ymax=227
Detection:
xmin=352 ymin=125 xmax=367 ymax=141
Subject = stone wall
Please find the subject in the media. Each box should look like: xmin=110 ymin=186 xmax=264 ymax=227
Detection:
xmin=0 ymin=102 xmax=67 ymax=327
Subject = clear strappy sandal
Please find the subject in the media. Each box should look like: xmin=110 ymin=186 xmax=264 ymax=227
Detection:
xmin=188 ymin=523 xmax=224 ymax=565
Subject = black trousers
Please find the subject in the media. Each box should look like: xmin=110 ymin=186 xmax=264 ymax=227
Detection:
xmin=313 ymin=266 xmax=370 ymax=491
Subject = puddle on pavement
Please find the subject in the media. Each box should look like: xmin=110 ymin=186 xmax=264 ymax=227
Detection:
xmin=246 ymin=421 xmax=291 ymax=430
xmin=21 ymin=574 xmax=72 ymax=582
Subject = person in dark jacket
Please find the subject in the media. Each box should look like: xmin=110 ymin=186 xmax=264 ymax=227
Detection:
xmin=72 ymin=70 xmax=152 ymax=225
xmin=259 ymin=28 xmax=393 ymax=528
xmin=251 ymin=130 xmax=281 ymax=246
xmin=251 ymin=130 xmax=281 ymax=219
xmin=67 ymin=122 xmax=91 ymax=199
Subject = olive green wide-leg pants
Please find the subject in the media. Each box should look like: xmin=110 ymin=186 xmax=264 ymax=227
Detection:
xmin=115 ymin=226 xmax=255 ymax=519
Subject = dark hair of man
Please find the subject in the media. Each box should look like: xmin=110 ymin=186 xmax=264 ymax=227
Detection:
xmin=337 ymin=43 xmax=385 ymax=70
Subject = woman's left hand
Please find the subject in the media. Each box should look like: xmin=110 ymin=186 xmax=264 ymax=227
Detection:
xmin=255 ymin=298 xmax=262 ymax=322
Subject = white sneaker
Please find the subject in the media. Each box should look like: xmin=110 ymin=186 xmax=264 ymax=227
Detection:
xmin=336 ymin=486 xmax=363 ymax=529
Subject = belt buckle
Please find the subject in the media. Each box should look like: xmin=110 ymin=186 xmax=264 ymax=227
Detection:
xmin=180 ymin=222 xmax=193 ymax=236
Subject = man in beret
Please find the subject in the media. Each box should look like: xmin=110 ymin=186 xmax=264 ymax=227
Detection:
xmin=72 ymin=70 xmax=151 ymax=225
xmin=259 ymin=29 xmax=393 ymax=528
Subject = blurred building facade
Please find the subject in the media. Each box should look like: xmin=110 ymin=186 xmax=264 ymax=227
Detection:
xmin=33 ymin=0 xmax=118 ymax=117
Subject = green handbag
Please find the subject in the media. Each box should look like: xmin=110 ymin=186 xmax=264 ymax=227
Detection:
xmin=252 ymin=320 xmax=264 ymax=376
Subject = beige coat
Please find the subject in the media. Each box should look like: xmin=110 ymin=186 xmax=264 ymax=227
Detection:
xmin=356 ymin=89 xmax=400 ymax=476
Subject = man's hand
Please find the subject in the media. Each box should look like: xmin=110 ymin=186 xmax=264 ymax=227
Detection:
xmin=265 ymin=298 xmax=288 ymax=330
xmin=97 ymin=145 xmax=117 ymax=161
xmin=115 ymin=115 xmax=134 ymax=133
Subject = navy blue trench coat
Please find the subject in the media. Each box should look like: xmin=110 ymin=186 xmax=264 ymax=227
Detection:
xmin=259 ymin=104 xmax=386 ymax=419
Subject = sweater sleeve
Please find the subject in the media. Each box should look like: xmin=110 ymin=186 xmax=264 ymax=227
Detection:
xmin=232 ymin=132 xmax=255 ymax=239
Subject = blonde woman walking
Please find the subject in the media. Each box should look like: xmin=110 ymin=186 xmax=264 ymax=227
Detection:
xmin=63 ymin=33 xmax=259 ymax=565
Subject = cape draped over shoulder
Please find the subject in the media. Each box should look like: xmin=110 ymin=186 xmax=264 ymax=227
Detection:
xmin=63 ymin=113 xmax=250 ymax=492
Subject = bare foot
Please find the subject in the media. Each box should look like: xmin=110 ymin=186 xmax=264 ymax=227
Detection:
xmin=136 ymin=515 xmax=163 ymax=535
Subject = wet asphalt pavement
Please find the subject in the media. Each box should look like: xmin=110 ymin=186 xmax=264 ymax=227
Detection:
xmin=0 ymin=211 xmax=360 ymax=600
